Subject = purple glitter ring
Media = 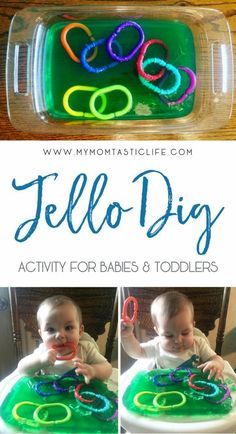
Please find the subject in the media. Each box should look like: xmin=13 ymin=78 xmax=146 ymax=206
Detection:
xmin=159 ymin=66 xmax=196 ymax=106
xmin=169 ymin=367 xmax=192 ymax=383
xmin=206 ymin=384 xmax=231 ymax=404
xmin=107 ymin=21 xmax=145 ymax=62
xmin=95 ymin=397 xmax=118 ymax=421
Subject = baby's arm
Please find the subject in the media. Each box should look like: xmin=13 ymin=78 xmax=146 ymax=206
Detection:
xmin=74 ymin=360 xmax=112 ymax=384
xmin=198 ymin=355 xmax=225 ymax=380
xmin=18 ymin=348 xmax=57 ymax=375
xmin=121 ymin=319 xmax=146 ymax=359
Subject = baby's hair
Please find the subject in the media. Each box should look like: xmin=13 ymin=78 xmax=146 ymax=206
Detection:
xmin=37 ymin=295 xmax=82 ymax=326
xmin=151 ymin=291 xmax=194 ymax=326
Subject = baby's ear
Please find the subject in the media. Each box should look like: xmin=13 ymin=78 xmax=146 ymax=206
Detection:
xmin=38 ymin=329 xmax=42 ymax=338
xmin=79 ymin=324 xmax=84 ymax=336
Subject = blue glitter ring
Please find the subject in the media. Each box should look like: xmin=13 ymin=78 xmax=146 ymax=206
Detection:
xmin=80 ymin=38 xmax=122 ymax=73
xmin=78 ymin=391 xmax=110 ymax=413
xmin=35 ymin=381 xmax=61 ymax=397
xmin=152 ymin=373 xmax=172 ymax=387
xmin=190 ymin=380 xmax=219 ymax=398
xmin=138 ymin=58 xmax=181 ymax=96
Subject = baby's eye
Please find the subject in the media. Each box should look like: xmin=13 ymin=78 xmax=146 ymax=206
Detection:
xmin=164 ymin=335 xmax=173 ymax=339
xmin=65 ymin=325 xmax=74 ymax=331
xmin=182 ymin=331 xmax=190 ymax=336
xmin=46 ymin=327 xmax=55 ymax=333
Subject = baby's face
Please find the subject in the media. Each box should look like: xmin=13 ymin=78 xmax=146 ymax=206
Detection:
xmin=38 ymin=303 xmax=82 ymax=355
xmin=155 ymin=306 xmax=194 ymax=353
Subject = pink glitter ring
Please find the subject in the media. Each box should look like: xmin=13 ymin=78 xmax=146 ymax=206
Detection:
xmin=188 ymin=373 xmax=207 ymax=391
xmin=136 ymin=39 xmax=169 ymax=81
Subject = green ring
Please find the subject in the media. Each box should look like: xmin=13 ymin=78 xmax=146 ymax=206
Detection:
xmin=133 ymin=391 xmax=159 ymax=412
xmin=33 ymin=402 xmax=72 ymax=426
xmin=89 ymin=84 xmax=133 ymax=120
xmin=153 ymin=391 xmax=187 ymax=410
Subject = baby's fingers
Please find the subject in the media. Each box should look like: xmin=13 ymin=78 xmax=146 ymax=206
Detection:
xmin=207 ymin=367 xmax=216 ymax=380
xmin=73 ymin=358 xmax=83 ymax=366
xmin=213 ymin=369 xmax=224 ymax=382
xmin=197 ymin=363 xmax=207 ymax=370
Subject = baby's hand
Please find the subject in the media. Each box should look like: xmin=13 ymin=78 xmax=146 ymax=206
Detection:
xmin=197 ymin=360 xmax=224 ymax=381
xmin=39 ymin=349 xmax=57 ymax=367
xmin=121 ymin=319 xmax=134 ymax=338
xmin=73 ymin=358 xmax=95 ymax=384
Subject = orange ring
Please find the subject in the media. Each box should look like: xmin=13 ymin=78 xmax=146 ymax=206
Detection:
xmin=61 ymin=23 xmax=98 ymax=63
xmin=122 ymin=296 xmax=138 ymax=323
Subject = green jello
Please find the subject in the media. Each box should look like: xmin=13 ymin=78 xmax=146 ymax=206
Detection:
xmin=43 ymin=18 xmax=196 ymax=121
xmin=122 ymin=369 xmax=232 ymax=420
xmin=0 ymin=375 xmax=118 ymax=433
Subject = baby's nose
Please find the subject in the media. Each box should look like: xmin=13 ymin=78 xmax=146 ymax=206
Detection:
xmin=174 ymin=335 xmax=182 ymax=343
xmin=55 ymin=330 xmax=66 ymax=340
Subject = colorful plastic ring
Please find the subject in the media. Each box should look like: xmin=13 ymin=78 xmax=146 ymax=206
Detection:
xmin=12 ymin=402 xmax=40 ymax=427
xmin=63 ymin=85 xmax=107 ymax=118
xmin=189 ymin=380 xmax=219 ymax=397
xmin=122 ymin=296 xmax=138 ymax=323
xmin=33 ymin=403 xmax=72 ymax=426
xmin=78 ymin=391 xmax=110 ymax=413
xmin=95 ymin=398 xmax=118 ymax=421
xmin=61 ymin=22 xmax=97 ymax=63
xmin=35 ymin=380 xmax=61 ymax=397
xmin=74 ymin=383 xmax=96 ymax=403
xmin=139 ymin=58 xmax=181 ymax=96
xmin=80 ymin=38 xmax=121 ymax=73
xmin=152 ymin=373 xmax=172 ymax=387
xmin=136 ymin=39 xmax=169 ymax=81
xmin=158 ymin=66 xmax=196 ymax=106
xmin=206 ymin=384 xmax=230 ymax=404
xmin=133 ymin=391 xmax=159 ymax=412
xmin=188 ymin=374 xmax=207 ymax=391
xmin=169 ymin=367 xmax=192 ymax=383
xmin=153 ymin=391 xmax=186 ymax=410
xmin=107 ymin=21 xmax=145 ymax=62
xmin=89 ymin=84 xmax=133 ymax=120
xmin=53 ymin=376 xmax=81 ymax=393
xmin=52 ymin=342 xmax=77 ymax=360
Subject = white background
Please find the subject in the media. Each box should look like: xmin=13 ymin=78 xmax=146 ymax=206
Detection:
xmin=0 ymin=140 xmax=235 ymax=286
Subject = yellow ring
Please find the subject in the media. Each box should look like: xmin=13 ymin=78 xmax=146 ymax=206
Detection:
xmin=63 ymin=85 xmax=107 ymax=118
xmin=133 ymin=391 xmax=159 ymax=412
xmin=12 ymin=401 xmax=40 ymax=427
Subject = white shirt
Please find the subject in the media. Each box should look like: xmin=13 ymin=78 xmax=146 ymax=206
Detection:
xmin=141 ymin=336 xmax=216 ymax=369
xmin=33 ymin=332 xmax=107 ymax=375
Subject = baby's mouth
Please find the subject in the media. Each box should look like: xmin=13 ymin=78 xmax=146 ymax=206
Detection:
xmin=52 ymin=342 xmax=76 ymax=360
xmin=172 ymin=346 xmax=184 ymax=352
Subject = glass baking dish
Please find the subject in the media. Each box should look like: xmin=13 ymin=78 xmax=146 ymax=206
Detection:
xmin=6 ymin=5 xmax=234 ymax=135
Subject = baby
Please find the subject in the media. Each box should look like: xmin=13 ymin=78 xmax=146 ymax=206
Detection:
xmin=121 ymin=291 xmax=225 ymax=380
xmin=18 ymin=295 xmax=112 ymax=383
